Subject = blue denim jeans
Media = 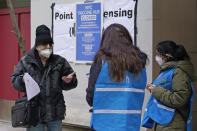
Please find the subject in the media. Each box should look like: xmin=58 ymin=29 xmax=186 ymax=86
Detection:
xmin=26 ymin=120 xmax=62 ymax=131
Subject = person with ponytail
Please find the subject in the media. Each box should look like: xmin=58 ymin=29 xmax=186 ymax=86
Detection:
xmin=142 ymin=40 xmax=195 ymax=131
xmin=86 ymin=23 xmax=148 ymax=131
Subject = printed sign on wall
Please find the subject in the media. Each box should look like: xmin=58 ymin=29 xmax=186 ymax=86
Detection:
xmin=53 ymin=3 xmax=76 ymax=62
xmin=103 ymin=0 xmax=137 ymax=44
xmin=76 ymin=2 xmax=101 ymax=62
xmin=52 ymin=0 xmax=137 ymax=62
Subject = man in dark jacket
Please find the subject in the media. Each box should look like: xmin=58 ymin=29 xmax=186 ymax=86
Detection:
xmin=11 ymin=25 xmax=77 ymax=131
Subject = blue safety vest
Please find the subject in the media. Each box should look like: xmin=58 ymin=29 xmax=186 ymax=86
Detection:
xmin=142 ymin=68 xmax=194 ymax=131
xmin=90 ymin=62 xmax=147 ymax=131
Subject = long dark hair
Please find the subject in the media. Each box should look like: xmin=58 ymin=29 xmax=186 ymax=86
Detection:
xmin=93 ymin=24 xmax=143 ymax=82
xmin=156 ymin=40 xmax=190 ymax=61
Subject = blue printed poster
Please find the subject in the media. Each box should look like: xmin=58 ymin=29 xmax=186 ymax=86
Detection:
xmin=76 ymin=2 xmax=101 ymax=62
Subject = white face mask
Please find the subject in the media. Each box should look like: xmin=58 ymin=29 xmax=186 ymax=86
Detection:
xmin=155 ymin=55 xmax=164 ymax=66
xmin=40 ymin=49 xmax=52 ymax=58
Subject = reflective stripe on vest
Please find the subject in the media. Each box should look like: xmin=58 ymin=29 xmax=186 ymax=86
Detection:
xmin=153 ymin=99 xmax=175 ymax=112
xmin=94 ymin=110 xmax=141 ymax=114
xmin=96 ymin=87 xmax=144 ymax=93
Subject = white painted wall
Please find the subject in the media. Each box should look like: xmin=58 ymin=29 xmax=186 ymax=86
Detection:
xmin=31 ymin=0 xmax=153 ymax=130
xmin=136 ymin=0 xmax=152 ymax=130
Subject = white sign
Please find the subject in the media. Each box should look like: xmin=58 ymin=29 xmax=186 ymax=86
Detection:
xmin=103 ymin=0 xmax=137 ymax=43
xmin=53 ymin=4 xmax=76 ymax=62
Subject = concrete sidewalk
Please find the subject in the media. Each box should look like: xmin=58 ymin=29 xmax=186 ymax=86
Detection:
xmin=0 ymin=120 xmax=25 ymax=131
xmin=0 ymin=120 xmax=91 ymax=131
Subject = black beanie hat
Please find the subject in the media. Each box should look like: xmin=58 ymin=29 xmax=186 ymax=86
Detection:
xmin=35 ymin=25 xmax=53 ymax=47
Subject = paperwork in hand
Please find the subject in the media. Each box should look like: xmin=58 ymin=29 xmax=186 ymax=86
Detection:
xmin=23 ymin=73 xmax=40 ymax=101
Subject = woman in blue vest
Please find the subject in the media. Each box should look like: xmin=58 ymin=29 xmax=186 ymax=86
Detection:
xmin=142 ymin=40 xmax=195 ymax=131
xmin=86 ymin=23 xmax=148 ymax=131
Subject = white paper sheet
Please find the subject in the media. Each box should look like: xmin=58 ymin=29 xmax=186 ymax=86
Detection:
xmin=23 ymin=73 xmax=40 ymax=101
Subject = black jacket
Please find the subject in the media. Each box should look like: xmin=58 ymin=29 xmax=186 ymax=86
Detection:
xmin=11 ymin=48 xmax=77 ymax=122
